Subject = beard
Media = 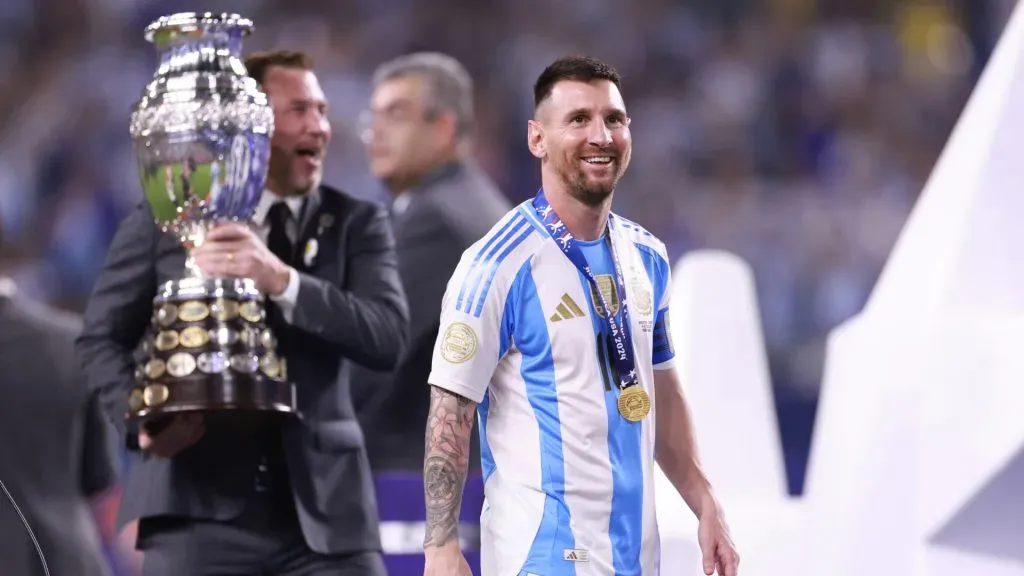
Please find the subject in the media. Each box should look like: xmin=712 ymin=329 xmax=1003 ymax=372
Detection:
xmin=562 ymin=163 xmax=621 ymax=208
xmin=267 ymin=153 xmax=321 ymax=196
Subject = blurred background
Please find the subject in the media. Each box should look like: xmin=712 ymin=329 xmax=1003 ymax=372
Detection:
xmin=0 ymin=0 xmax=1013 ymax=572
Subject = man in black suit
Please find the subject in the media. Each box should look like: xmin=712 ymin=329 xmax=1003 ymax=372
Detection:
xmin=0 ymin=235 xmax=118 ymax=576
xmin=356 ymin=52 xmax=511 ymax=471
xmin=76 ymin=50 xmax=409 ymax=575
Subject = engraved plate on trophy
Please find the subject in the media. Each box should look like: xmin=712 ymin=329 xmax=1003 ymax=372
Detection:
xmin=126 ymin=12 xmax=298 ymax=422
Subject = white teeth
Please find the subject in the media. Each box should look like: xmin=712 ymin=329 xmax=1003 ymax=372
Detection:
xmin=583 ymin=157 xmax=612 ymax=164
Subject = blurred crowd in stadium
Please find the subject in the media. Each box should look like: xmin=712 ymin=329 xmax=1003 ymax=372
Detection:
xmin=0 ymin=0 xmax=1010 ymax=569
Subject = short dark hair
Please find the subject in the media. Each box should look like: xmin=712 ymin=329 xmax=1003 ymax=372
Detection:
xmin=533 ymin=55 xmax=622 ymax=109
xmin=244 ymin=50 xmax=315 ymax=86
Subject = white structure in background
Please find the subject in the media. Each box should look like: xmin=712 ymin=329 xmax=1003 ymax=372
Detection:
xmin=656 ymin=250 xmax=802 ymax=575
xmin=803 ymin=2 xmax=1024 ymax=574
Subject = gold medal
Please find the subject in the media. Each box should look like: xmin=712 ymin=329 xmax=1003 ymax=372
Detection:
xmin=260 ymin=328 xmax=276 ymax=350
xmin=144 ymin=358 xmax=166 ymax=380
xmin=179 ymin=326 xmax=210 ymax=348
xmin=196 ymin=351 xmax=227 ymax=374
xmin=178 ymin=300 xmax=210 ymax=322
xmin=210 ymin=298 xmax=239 ymax=321
xmin=617 ymin=386 xmax=651 ymax=422
xmin=166 ymin=352 xmax=196 ymax=378
xmin=230 ymin=354 xmax=258 ymax=374
xmin=239 ymin=326 xmax=258 ymax=347
xmin=260 ymin=353 xmax=281 ymax=378
xmin=156 ymin=303 xmax=178 ymax=327
xmin=129 ymin=388 xmax=145 ymax=413
xmin=154 ymin=330 xmax=180 ymax=352
xmin=143 ymin=383 xmax=169 ymax=407
xmin=239 ymin=300 xmax=264 ymax=323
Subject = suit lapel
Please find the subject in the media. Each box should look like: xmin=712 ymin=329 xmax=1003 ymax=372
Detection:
xmin=293 ymin=187 xmax=341 ymax=271
xmin=296 ymin=188 xmax=323 ymax=243
xmin=291 ymin=188 xmax=323 ymax=265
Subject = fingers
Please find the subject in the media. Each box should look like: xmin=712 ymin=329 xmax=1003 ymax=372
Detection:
xmin=193 ymin=253 xmax=234 ymax=279
xmin=194 ymin=236 xmax=285 ymax=288
xmin=195 ymin=239 xmax=251 ymax=255
xmin=145 ymin=414 xmax=205 ymax=458
xmin=205 ymin=222 xmax=251 ymax=241
xmin=702 ymin=540 xmax=740 ymax=576
xmin=138 ymin=431 xmax=152 ymax=450
xmin=721 ymin=547 xmax=740 ymax=576
xmin=709 ymin=539 xmax=740 ymax=576
xmin=194 ymin=244 xmax=257 ymax=279
xmin=701 ymin=541 xmax=716 ymax=575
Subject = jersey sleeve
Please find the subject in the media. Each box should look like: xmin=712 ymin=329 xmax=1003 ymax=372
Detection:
xmin=427 ymin=248 xmax=514 ymax=404
xmin=652 ymin=252 xmax=675 ymax=370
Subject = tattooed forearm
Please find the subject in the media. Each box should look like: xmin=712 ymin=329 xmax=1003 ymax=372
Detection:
xmin=423 ymin=385 xmax=476 ymax=549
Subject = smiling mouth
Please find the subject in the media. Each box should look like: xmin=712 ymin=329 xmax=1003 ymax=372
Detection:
xmin=582 ymin=156 xmax=613 ymax=165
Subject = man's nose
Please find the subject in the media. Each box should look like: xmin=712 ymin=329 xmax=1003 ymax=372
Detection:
xmin=306 ymin=109 xmax=329 ymax=137
xmin=588 ymin=122 xmax=612 ymax=146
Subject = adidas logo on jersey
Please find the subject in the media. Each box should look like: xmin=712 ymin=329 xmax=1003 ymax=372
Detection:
xmin=549 ymin=294 xmax=586 ymax=322
xmin=563 ymin=548 xmax=590 ymax=562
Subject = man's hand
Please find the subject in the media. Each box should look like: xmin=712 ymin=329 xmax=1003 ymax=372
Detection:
xmin=697 ymin=505 xmax=740 ymax=576
xmin=138 ymin=414 xmax=205 ymax=458
xmin=423 ymin=542 xmax=472 ymax=576
xmin=192 ymin=223 xmax=291 ymax=296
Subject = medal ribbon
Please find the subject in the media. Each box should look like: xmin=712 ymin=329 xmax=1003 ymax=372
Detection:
xmin=532 ymin=190 xmax=639 ymax=392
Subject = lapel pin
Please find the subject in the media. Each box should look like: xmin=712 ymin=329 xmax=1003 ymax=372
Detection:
xmin=303 ymin=238 xmax=319 ymax=267
xmin=317 ymin=213 xmax=334 ymax=236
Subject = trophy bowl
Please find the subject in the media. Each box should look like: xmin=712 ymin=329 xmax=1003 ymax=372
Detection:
xmin=126 ymin=12 xmax=298 ymax=423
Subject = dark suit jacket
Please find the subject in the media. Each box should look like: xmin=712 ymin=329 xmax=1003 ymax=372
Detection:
xmin=0 ymin=290 xmax=117 ymax=576
xmin=354 ymin=160 xmax=511 ymax=471
xmin=75 ymin=185 xmax=409 ymax=555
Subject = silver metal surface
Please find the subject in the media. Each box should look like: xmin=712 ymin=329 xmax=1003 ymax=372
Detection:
xmin=127 ymin=13 xmax=299 ymax=422
xmin=154 ymin=277 xmax=262 ymax=303
xmin=129 ymin=12 xmax=274 ymax=280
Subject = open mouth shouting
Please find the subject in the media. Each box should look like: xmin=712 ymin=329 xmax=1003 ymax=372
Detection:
xmin=295 ymin=144 xmax=324 ymax=168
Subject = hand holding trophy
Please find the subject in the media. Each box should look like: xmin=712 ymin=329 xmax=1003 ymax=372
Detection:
xmin=126 ymin=12 xmax=298 ymax=426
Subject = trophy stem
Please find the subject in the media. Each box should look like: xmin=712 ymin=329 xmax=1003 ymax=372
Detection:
xmin=183 ymin=249 xmax=203 ymax=280
xmin=181 ymin=221 xmax=209 ymax=280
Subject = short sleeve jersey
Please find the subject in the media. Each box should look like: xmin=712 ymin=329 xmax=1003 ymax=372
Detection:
xmin=428 ymin=201 xmax=675 ymax=576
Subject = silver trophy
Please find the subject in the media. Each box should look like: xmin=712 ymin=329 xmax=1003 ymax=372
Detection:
xmin=126 ymin=12 xmax=298 ymax=423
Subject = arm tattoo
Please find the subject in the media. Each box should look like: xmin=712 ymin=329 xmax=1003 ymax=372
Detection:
xmin=423 ymin=385 xmax=476 ymax=548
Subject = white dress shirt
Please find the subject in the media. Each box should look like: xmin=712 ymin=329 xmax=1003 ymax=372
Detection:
xmin=251 ymin=190 xmax=304 ymax=323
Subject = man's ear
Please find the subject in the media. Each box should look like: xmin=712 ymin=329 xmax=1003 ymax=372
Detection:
xmin=434 ymin=110 xmax=459 ymax=146
xmin=527 ymin=119 xmax=545 ymax=159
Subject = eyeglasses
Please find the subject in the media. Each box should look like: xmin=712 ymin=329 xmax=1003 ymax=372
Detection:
xmin=357 ymin=107 xmax=438 ymax=143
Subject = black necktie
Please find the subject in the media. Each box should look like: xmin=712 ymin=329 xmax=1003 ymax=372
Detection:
xmin=266 ymin=202 xmax=293 ymax=264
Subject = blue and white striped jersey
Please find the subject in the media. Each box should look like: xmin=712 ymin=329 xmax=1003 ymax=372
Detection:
xmin=428 ymin=200 xmax=675 ymax=576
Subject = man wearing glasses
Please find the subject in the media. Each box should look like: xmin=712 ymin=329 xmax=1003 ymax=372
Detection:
xmin=354 ymin=52 xmax=510 ymax=473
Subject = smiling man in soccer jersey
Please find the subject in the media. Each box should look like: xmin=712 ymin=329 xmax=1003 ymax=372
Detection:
xmin=421 ymin=55 xmax=740 ymax=576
